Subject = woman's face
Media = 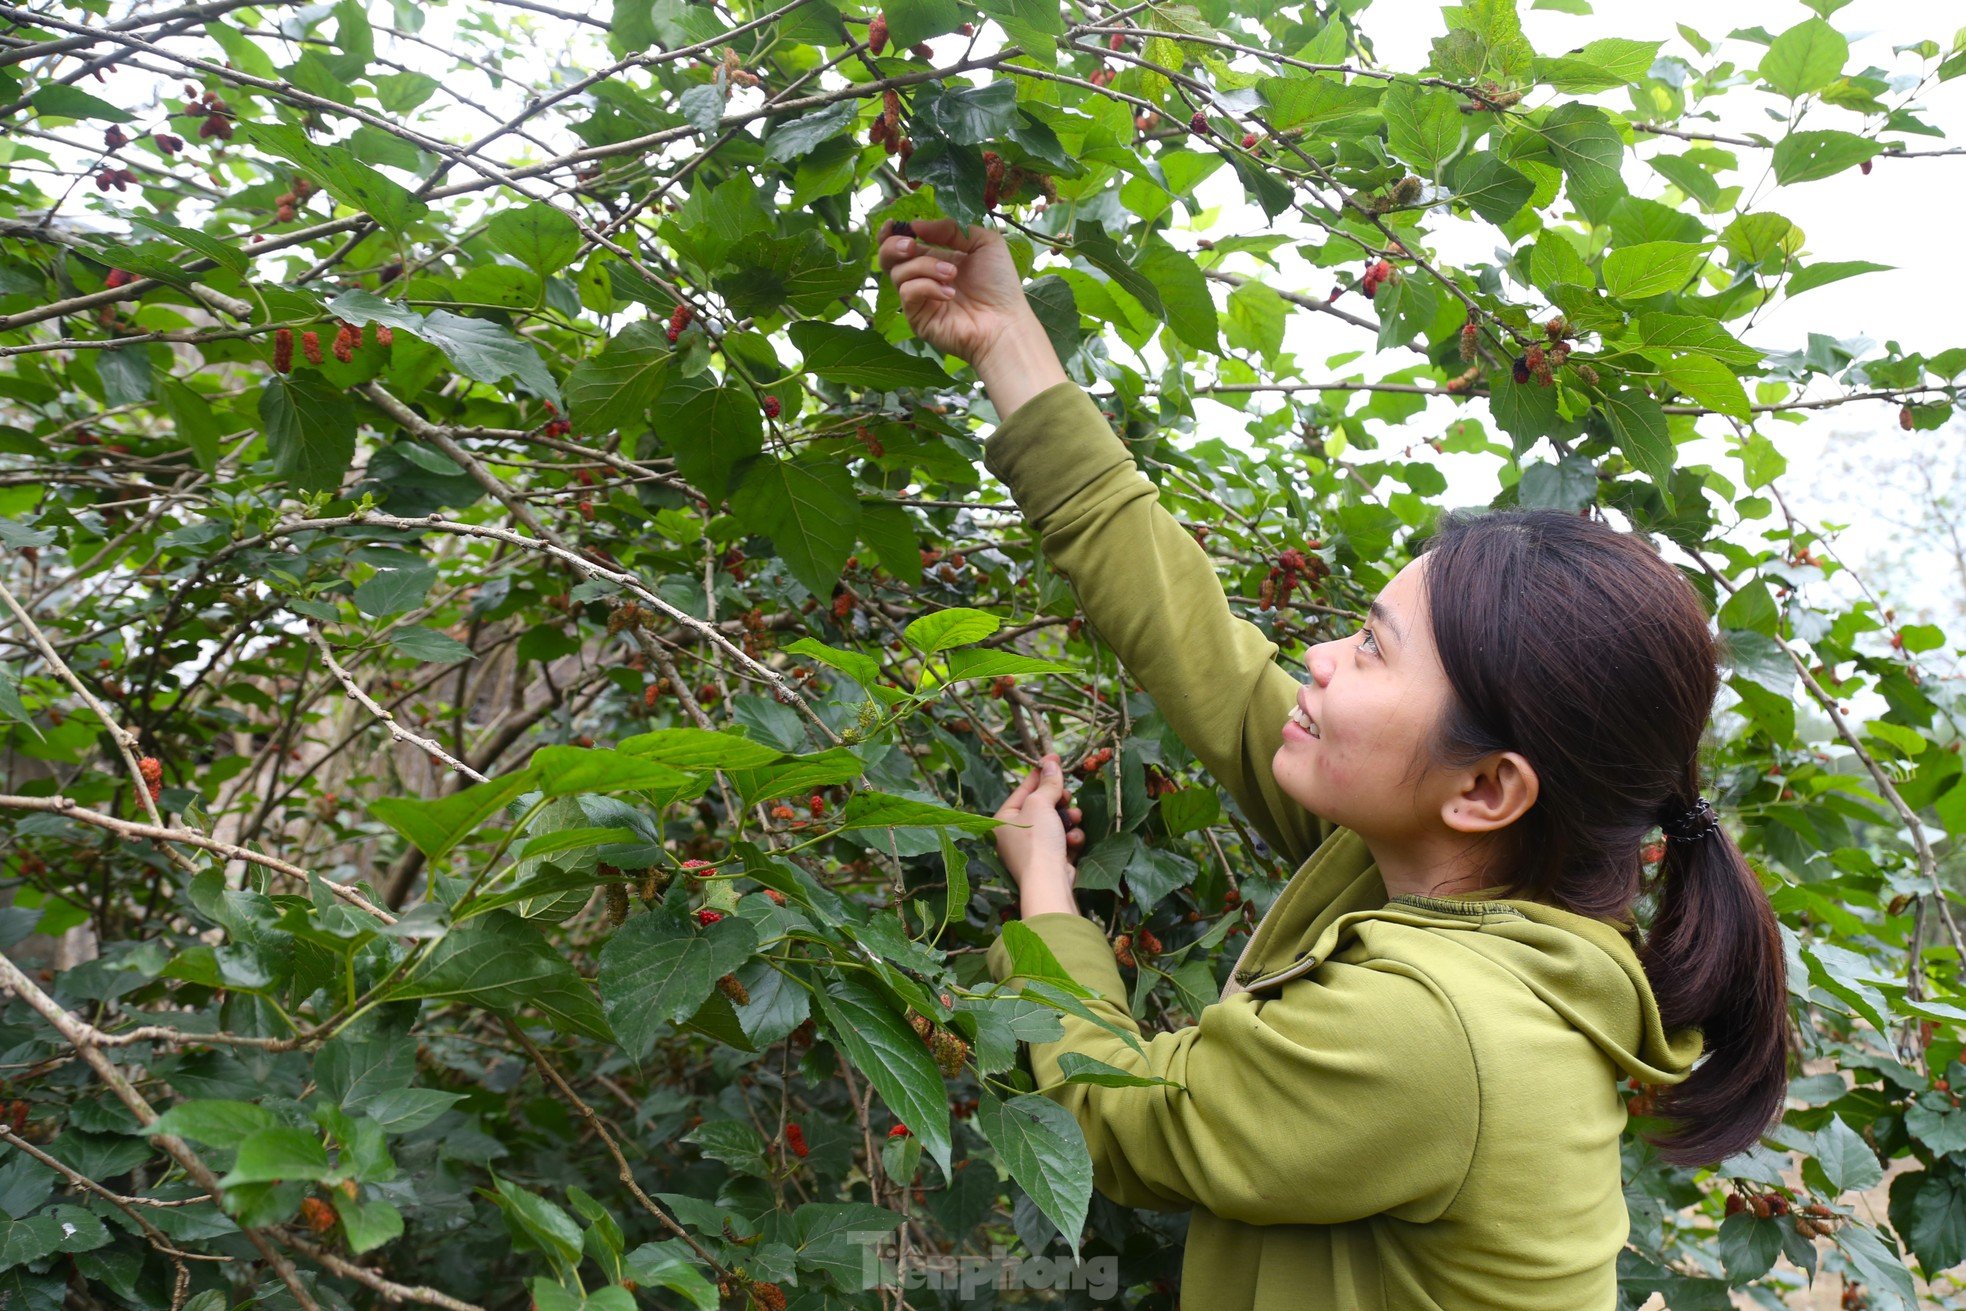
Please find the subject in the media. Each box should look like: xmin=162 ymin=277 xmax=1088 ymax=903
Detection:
xmin=1272 ymin=556 xmax=1464 ymax=844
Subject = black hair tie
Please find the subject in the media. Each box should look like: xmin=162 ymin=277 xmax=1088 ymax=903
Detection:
xmin=1661 ymin=796 xmax=1720 ymax=842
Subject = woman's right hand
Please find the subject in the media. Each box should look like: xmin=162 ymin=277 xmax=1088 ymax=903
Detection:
xmin=876 ymin=218 xmax=1034 ymax=366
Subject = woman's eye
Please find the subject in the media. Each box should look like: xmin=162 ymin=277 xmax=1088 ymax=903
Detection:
xmin=1358 ymin=627 xmax=1378 ymax=655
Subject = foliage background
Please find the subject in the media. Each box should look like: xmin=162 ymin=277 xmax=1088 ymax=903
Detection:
xmin=0 ymin=0 xmax=1963 ymax=1308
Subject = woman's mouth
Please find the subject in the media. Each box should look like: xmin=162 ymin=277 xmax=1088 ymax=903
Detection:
xmin=1285 ymin=704 xmax=1321 ymax=739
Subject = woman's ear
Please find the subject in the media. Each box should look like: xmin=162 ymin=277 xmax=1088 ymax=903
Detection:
xmin=1441 ymin=750 xmax=1539 ymax=834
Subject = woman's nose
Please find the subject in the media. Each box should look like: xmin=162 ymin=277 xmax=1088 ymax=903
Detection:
xmin=1303 ymin=642 xmax=1336 ymax=688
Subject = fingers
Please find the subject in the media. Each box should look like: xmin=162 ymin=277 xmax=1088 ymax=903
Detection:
xmin=881 ymin=217 xmax=987 ymax=252
xmin=1000 ymin=765 xmax=1040 ymax=808
xmin=1028 ymin=755 xmax=1066 ymax=807
xmin=897 ymin=276 xmax=956 ymax=315
xmin=878 ymin=231 xmax=969 ymax=274
xmin=880 ymin=220 xmax=983 ymax=271
xmin=889 ymin=252 xmax=961 ymax=310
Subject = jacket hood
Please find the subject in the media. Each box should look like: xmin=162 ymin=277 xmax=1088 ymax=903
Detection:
xmin=1230 ymin=834 xmax=1705 ymax=1086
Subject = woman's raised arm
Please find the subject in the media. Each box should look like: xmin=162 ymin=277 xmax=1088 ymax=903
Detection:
xmin=978 ymin=376 xmax=1331 ymax=869
xmin=877 ymin=218 xmax=1332 ymax=870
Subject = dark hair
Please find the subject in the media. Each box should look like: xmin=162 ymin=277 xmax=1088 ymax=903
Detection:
xmin=1418 ymin=507 xmax=1794 ymax=1169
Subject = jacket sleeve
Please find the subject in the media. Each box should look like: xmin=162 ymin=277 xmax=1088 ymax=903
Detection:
xmin=984 ymin=911 xmax=1479 ymax=1227
xmin=983 ymin=380 xmax=1331 ymax=870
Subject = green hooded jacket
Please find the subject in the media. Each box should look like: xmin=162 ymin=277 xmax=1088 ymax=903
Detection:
xmin=978 ymin=380 xmax=1705 ymax=1310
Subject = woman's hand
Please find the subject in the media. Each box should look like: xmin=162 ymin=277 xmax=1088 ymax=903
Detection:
xmin=876 ymin=216 xmax=1067 ymax=420
xmin=877 ymin=217 xmax=1030 ymax=363
xmin=993 ymin=754 xmax=1087 ymax=917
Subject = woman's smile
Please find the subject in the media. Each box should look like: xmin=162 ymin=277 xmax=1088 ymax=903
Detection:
xmin=1284 ymin=701 xmax=1320 ymax=740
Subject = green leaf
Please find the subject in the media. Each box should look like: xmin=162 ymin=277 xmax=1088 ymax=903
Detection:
xmin=528 ymin=746 xmax=696 ymax=799
xmin=46 ymin=1205 xmax=108 ymax=1256
xmin=1517 ymin=454 xmax=1598 ymax=512
xmin=618 ymin=727 xmax=786 ymax=770
xmin=393 ymin=910 xmax=613 ymax=1042
xmin=0 ymin=668 xmax=36 ymax=739
xmin=836 ymin=792 xmax=999 ymax=834
xmin=127 ymin=215 xmax=249 ymax=279
xmin=217 ymin=1127 xmax=332 ymax=1186
xmin=1718 ymin=580 xmax=1779 ymax=636
xmin=323 ymin=289 xmax=425 ymax=335
xmin=1888 ymin=1167 xmax=1966 ymax=1275
xmin=492 ymin=1176 xmax=585 ymax=1270
xmin=1898 ymin=623 xmax=1946 ymax=654
xmin=649 ymin=376 xmax=760 ymax=504
xmin=1135 ymin=234 xmax=1218 ymax=352
xmin=1649 ymin=152 xmax=1721 ymax=209
xmin=1600 ymin=389 xmax=1674 ymax=487
xmin=368 ymin=771 xmax=536 ymax=859
xmin=1157 ymin=787 xmax=1220 ymax=835
xmin=147 ymin=1100 xmax=279 ymax=1149
xmin=1905 ymin=1098 xmax=1966 ymax=1156
xmin=883 ymin=0 xmax=965 ymax=46
xmin=1533 ymin=38 xmax=1663 ymax=92
xmin=1602 ymin=242 xmax=1708 ymax=300
xmin=1832 ymin=1224 xmax=1920 ymax=1310
xmin=30 ymin=85 xmax=134 ymax=123
xmin=918 ymin=81 xmax=1019 ymax=145
xmin=1661 ymin=353 xmax=1750 ymax=420
xmin=1539 ymin=104 xmax=1627 ymax=218
xmin=597 ymin=913 xmax=761 ymax=1059
xmin=564 ymin=321 xmax=670 ymax=439
xmin=764 ymin=101 xmax=857 ymax=162
xmin=1722 ymin=212 xmax=1799 ymax=265
xmin=729 ymin=456 xmax=860 ymax=599
xmin=1056 ymin=1052 xmax=1180 ymax=1088
xmin=940 ymin=649 xmax=1076 ymax=681
xmin=240 ymin=122 xmax=430 ymax=233
xmin=488 ymin=203 xmax=583 ymax=276
xmin=1382 ymin=81 xmax=1466 ymax=173
xmin=0 ymin=1215 xmax=65 ymax=1274
xmin=782 ymin=636 xmax=884 ymax=692
xmin=1635 ymin=313 xmax=1763 ymax=368
xmin=815 ymin=976 xmax=954 ymax=1176
xmin=624 ymin=1241 xmax=721 ymax=1311
xmin=788 ymin=322 xmax=952 ymax=391
xmin=1784 ymin=260 xmax=1891 ymax=297
xmin=259 ymin=375 xmax=356 ymax=493
xmin=1772 ymin=129 xmax=1880 ymax=184
xmin=1717 ymin=1211 xmax=1782 ymax=1282
xmin=905 ymin=607 xmax=999 ymax=652
xmin=352 ymin=566 xmax=436 ymax=618
xmin=1449 ymin=151 xmax=1534 ymax=224
xmin=1812 ymin=1115 xmax=1886 ymax=1195
xmin=1073 ymin=224 xmax=1163 ymax=320
xmin=389 ymin=626 xmax=476 ymax=664
xmin=1224 ymin=279 xmax=1286 ymax=359
xmin=331 ymin=1194 xmax=404 ymax=1254
xmin=159 ymin=378 xmax=222 ymax=472
xmin=1760 ymin=17 xmax=1848 ymax=99
xmin=410 ymin=310 xmax=562 ymax=406
xmin=974 ymin=1091 xmax=1093 ymax=1261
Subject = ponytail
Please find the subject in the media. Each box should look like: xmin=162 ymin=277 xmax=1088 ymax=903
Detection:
xmin=1636 ymin=793 xmax=1796 ymax=1167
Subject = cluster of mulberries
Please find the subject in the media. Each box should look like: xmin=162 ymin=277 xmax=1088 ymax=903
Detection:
xmin=1359 ymin=259 xmax=1396 ymax=299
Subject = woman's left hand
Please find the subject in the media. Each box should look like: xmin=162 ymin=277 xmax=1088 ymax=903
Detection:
xmin=993 ymin=754 xmax=1086 ymax=905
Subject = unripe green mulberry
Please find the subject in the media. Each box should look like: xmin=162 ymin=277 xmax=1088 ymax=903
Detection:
xmin=927 ymin=1028 xmax=970 ymax=1078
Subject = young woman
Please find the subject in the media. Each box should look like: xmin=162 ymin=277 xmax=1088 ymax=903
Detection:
xmin=878 ymin=217 xmax=1795 ymax=1310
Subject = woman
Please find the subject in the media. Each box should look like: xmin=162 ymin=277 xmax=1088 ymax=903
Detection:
xmin=877 ymin=217 xmax=1795 ymax=1310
